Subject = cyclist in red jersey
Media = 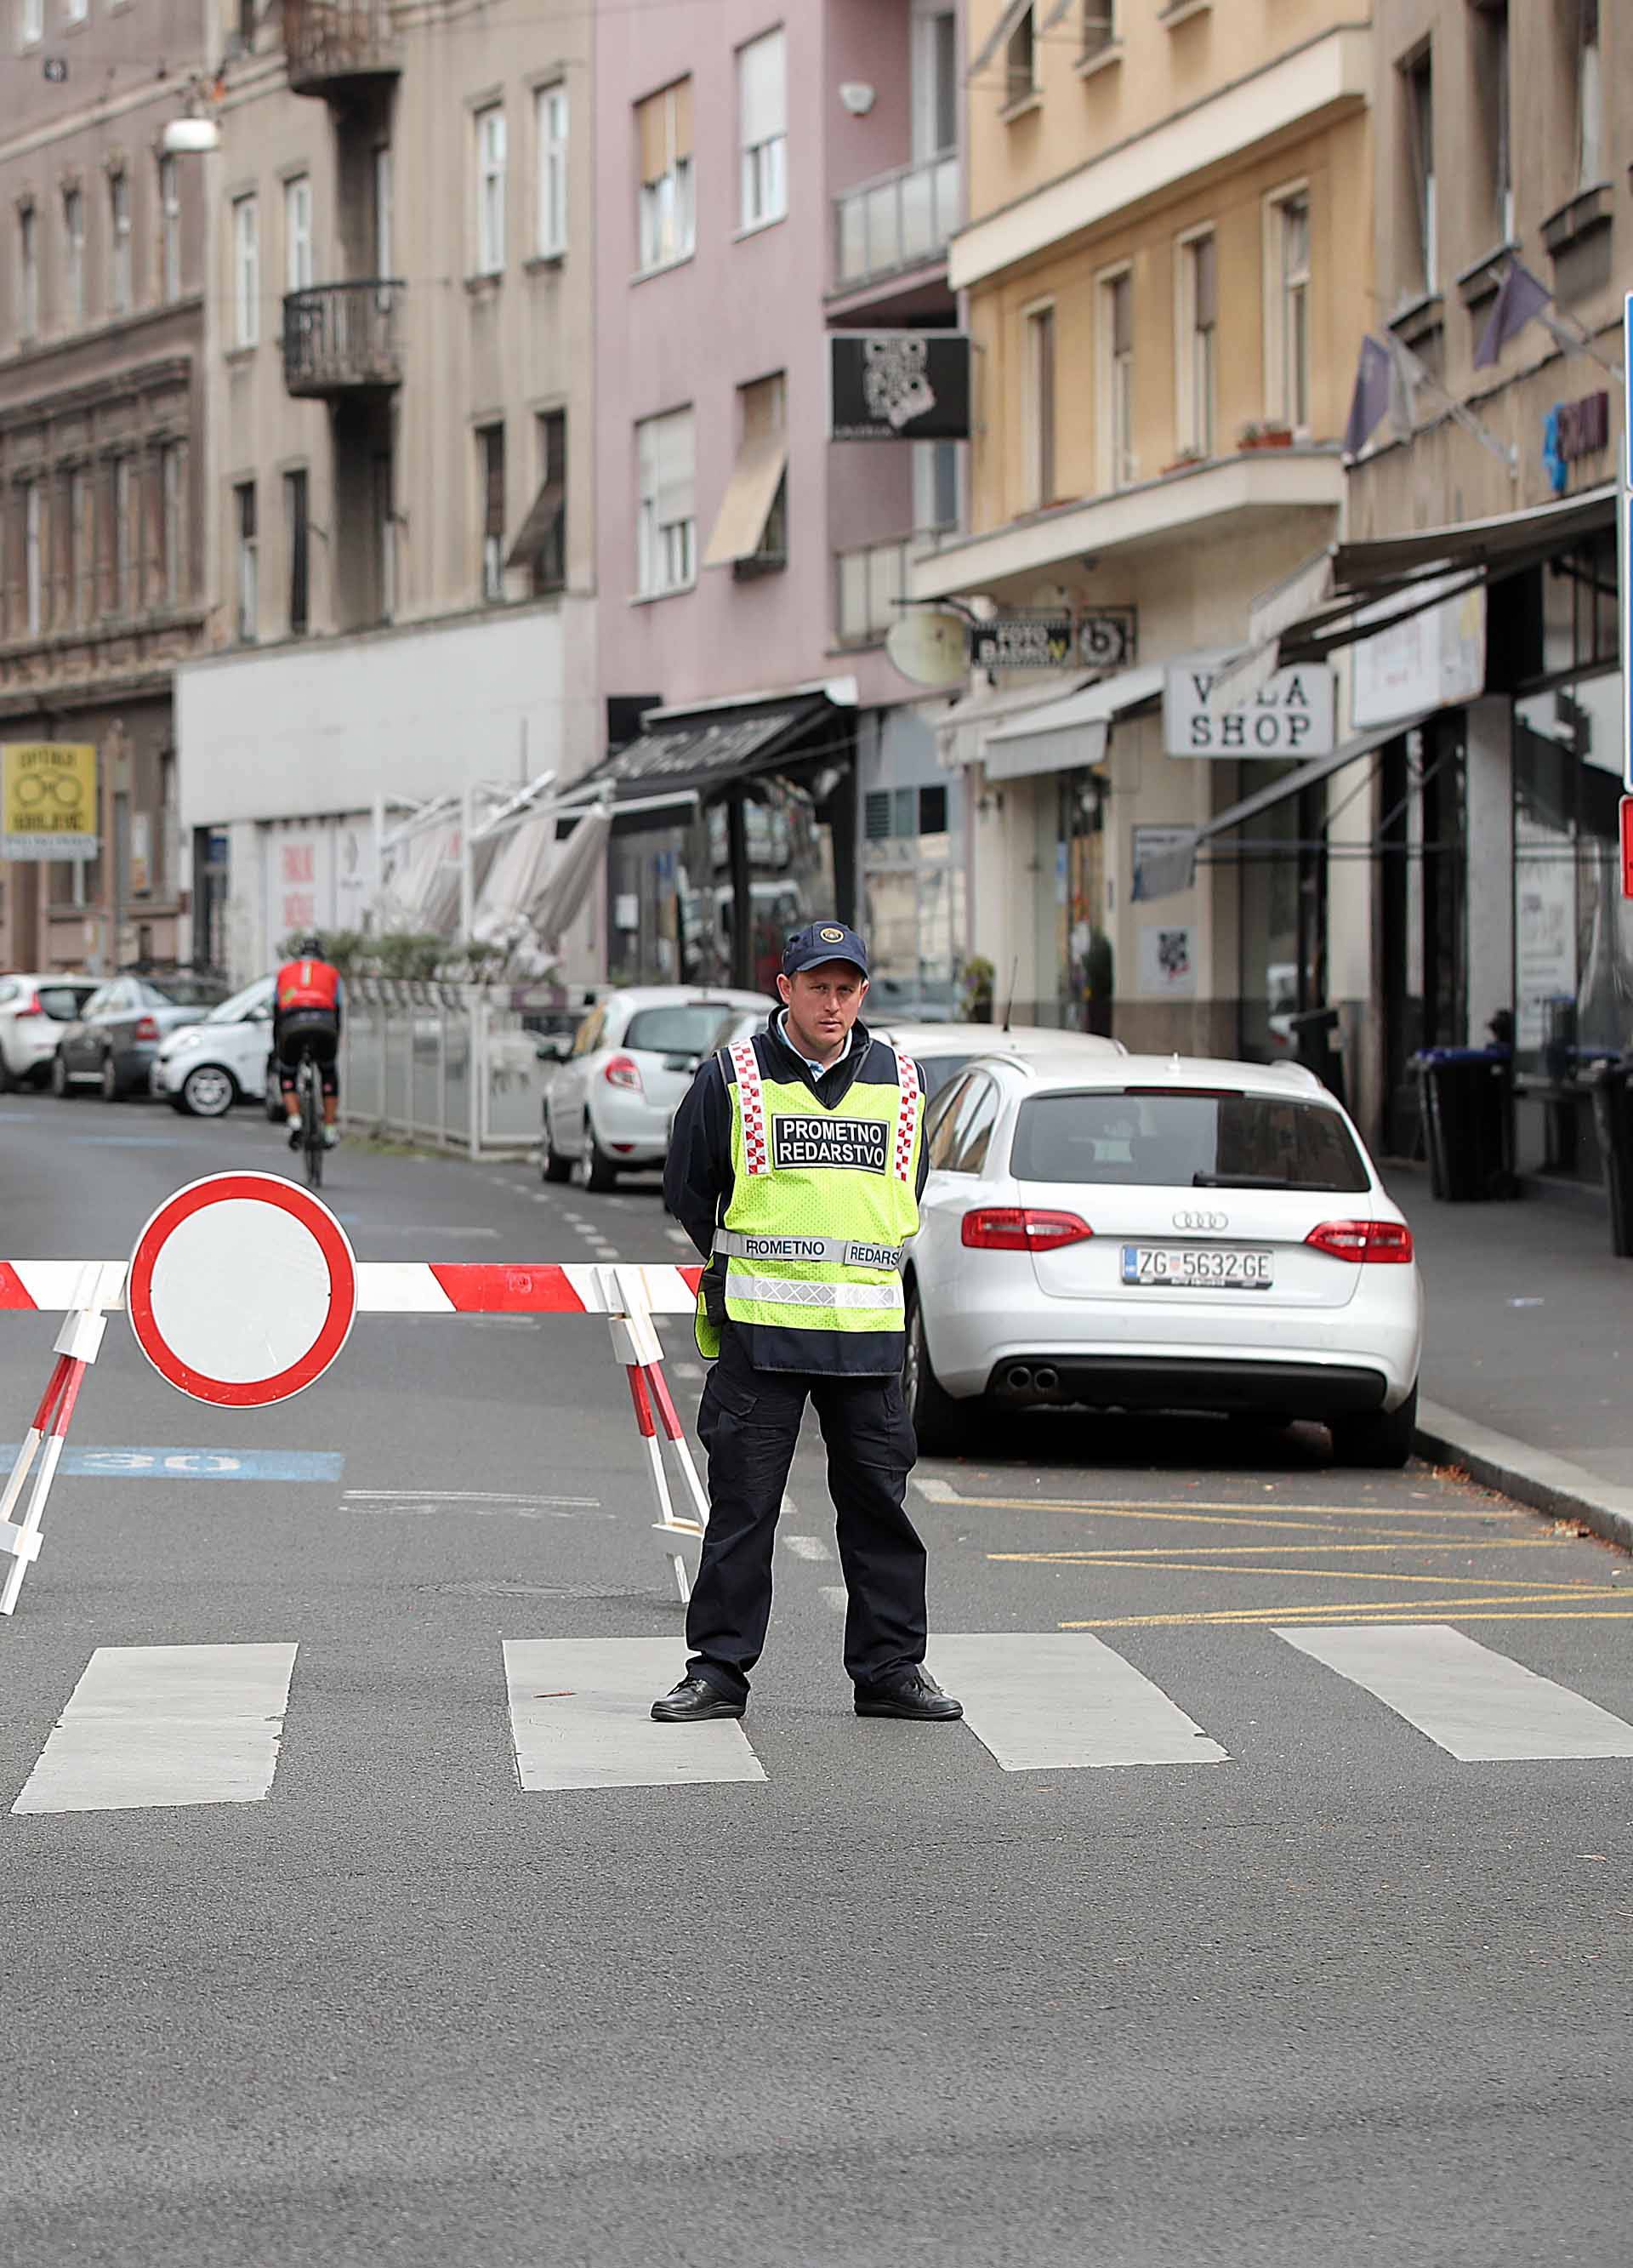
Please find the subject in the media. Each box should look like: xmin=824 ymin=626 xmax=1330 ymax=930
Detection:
xmin=274 ymin=935 xmax=343 ymax=1151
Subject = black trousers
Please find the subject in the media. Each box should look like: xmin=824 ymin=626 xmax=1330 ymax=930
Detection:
xmin=686 ymin=1326 xmax=925 ymax=1700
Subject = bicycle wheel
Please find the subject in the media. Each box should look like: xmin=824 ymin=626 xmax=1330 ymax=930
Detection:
xmin=301 ymin=1064 xmax=323 ymax=1190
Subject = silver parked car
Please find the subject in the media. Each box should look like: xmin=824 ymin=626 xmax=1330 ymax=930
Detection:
xmin=50 ymin=976 xmax=212 ymax=1100
xmin=543 ymin=985 xmax=773 ymax=1189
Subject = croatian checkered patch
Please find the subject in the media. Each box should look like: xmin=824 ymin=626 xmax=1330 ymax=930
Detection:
xmin=892 ymin=1050 xmax=920 ymax=1184
xmin=729 ymin=1040 xmax=771 ymax=1177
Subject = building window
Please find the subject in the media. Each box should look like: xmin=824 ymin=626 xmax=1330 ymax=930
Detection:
xmin=703 ymin=373 xmax=788 ymax=576
xmin=475 ymin=105 xmax=506 ymax=276
xmin=915 ymin=9 xmax=957 ymax=159
xmin=159 ymin=154 xmax=182 ymax=300
xmin=506 ymin=407 xmax=566 ymax=595
xmin=235 ymin=480 xmax=257 ymax=641
xmin=737 ymin=29 xmax=787 ymax=231
xmin=62 ymin=186 xmax=84 ymax=328
xmin=1403 ymin=48 xmax=1435 ymax=294
xmin=373 ymin=449 xmax=395 ymax=622
xmin=374 ymin=144 xmax=394 ymax=276
xmin=1177 ymin=229 xmax=1216 ymax=457
xmin=108 ymin=171 xmax=131 ymax=316
xmin=159 ymin=442 xmax=182 ymax=607
xmin=1277 ymin=196 xmax=1310 ymax=431
xmin=635 ymin=406 xmax=695 ymax=596
xmin=1576 ymin=0 xmax=1602 ymax=189
xmin=535 ymin=82 xmax=568 ymax=257
xmin=232 ymin=193 xmax=259 ymax=347
xmin=1471 ymin=1 xmax=1511 ymax=244
xmin=20 ymin=0 xmax=41 ymax=44
xmin=636 ymin=79 xmax=694 ymax=271
xmin=478 ymin=422 xmax=506 ymax=600
xmin=18 ymin=205 xmax=37 ymax=340
xmin=1004 ymin=6 xmax=1037 ymax=105
xmin=1081 ymin=2 xmax=1116 ymax=59
xmin=866 ymin=785 xmax=949 ymax=840
xmin=284 ymin=174 xmax=312 ymax=293
xmin=1100 ymin=267 xmax=1134 ymax=489
xmin=71 ymin=465 xmax=93 ymax=619
xmin=111 ymin=456 xmax=133 ymax=612
xmin=915 ymin=437 xmax=958 ymax=534
xmin=1024 ymin=301 xmax=1055 ymax=510
xmin=284 ymin=468 xmax=309 ymax=635
xmin=24 ymin=481 xmax=42 ymax=635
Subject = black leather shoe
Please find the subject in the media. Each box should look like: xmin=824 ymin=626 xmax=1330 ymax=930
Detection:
xmin=854 ymin=1668 xmax=963 ymax=1721
xmin=651 ymin=1676 xmax=745 ymax=1724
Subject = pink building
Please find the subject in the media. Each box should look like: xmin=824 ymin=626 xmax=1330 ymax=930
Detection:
xmin=581 ymin=0 xmax=965 ymax=1004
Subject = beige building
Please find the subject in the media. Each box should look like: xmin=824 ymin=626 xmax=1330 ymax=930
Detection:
xmin=0 ymin=0 xmax=213 ymax=977
xmin=913 ymin=1 xmax=1375 ymax=1063
xmin=176 ymin=0 xmax=600 ymax=983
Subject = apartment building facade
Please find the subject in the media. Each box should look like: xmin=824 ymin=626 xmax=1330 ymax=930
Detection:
xmin=583 ymin=0 xmax=969 ymax=1006
xmin=0 ymin=0 xmax=213 ymax=976
xmin=174 ymin=0 xmax=600 ymax=983
xmin=1329 ymin=0 xmax=1630 ymax=1177
xmin=912 ymin=0 xmax=1375 ymax=1062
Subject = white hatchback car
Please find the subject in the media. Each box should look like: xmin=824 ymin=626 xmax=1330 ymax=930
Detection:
xmin=151 ymin=976 xmax=275 ymax=1117
xmin=0 ymin=974 xmax=100 ymax=1089
xmin=905 ymin=1051 xmax=1423 ymax=1468
xmin=544 ymin=986 xmax=774 ymax=1189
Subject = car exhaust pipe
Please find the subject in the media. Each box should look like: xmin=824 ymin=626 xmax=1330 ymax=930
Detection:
xmin=1005 ymin=1365 xmax=1033 ymax=1393
xmin=1033 ymin=1367 xmax=1060 ymax=1394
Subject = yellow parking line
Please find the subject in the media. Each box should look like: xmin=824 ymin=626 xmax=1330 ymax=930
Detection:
xmin=1033 ymin=1557 xmax=1596 ymax=1590
xmin=945 ymin=1494 xmax=1520 ymax=1527
xmin=989 ymin=1537 xmax=1568 ymax=1563
xmin=1059 ymin=1588 xmax=1629 ymax=1628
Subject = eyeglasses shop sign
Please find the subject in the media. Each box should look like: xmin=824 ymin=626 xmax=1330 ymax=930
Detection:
xmin=1163 ymin=662 xmax=1335 ymax=758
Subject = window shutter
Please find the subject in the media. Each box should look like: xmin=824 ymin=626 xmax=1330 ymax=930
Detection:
xmin=672 ymin=77 xmax=693 ymax=162
xmin=740 ymin=31 xmax=785 ymax=146
xmin=864 ymin=791 xmax=892 ymax=841
xmin=656 ymin=410 xmax=693 ymax=530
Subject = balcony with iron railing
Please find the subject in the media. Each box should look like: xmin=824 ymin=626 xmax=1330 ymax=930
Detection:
xmin=832 ymin=150 xmax=960 ymax=305
xmin=282 ymin=0 xmax=400 ymax=98
xmin=283 ymin=281 xmax=405 ymax=400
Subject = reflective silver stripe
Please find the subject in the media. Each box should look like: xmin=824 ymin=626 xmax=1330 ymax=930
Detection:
xmin=713 ymin=1233 xmax=905 ymax=1270
xmin=728 ymin=1275 xmax=904 ymax=1313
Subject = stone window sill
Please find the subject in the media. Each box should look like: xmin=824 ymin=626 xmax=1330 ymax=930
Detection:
xmin=1389 ymin=291 xmax=1443 ymax=354
xmin=1076 ymin=43 xmax=1124 ymax=80
xmin=524 ymin=251 xmax=566 ymax=275
xmin=1456 ymin=242 xmax=1521 ymax=311
xmin=1159 ymin=0 xmax=1210 ymax=24
xmin=1540 ymin=182 xmax=1613 ymax=259
xmin=999 ymin=90 xmax=1042 ymax=123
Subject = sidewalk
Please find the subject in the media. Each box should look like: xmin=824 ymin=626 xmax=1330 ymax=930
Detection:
xmin=1388 ymin=1165 xmax=1633 ymax=1551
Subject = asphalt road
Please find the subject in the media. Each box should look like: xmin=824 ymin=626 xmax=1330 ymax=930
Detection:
xmin=1 ymin=1094 xmax=1629 ymax=2268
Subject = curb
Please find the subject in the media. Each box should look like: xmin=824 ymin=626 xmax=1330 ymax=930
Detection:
xmin=1416 ymin=1398 xmax=1633 ymax=1555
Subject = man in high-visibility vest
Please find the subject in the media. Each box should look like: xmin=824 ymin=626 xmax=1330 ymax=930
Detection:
xmin=273 ymin=935 xmax=343 ymax=1150
xmin=656 ymin=922 xmax=962 ymax=1726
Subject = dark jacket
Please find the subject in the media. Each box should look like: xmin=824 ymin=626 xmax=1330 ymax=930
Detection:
xmin=664 ymin=1012 xmax=930 ymax=1266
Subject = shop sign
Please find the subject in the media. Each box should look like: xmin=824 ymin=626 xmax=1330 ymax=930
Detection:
xmin=1351 ymin=573 xmax=1487 ymax=729
xmin=1078 ymin=609 xmax=1137 ymax=671
xmin=0 ymin=742 xmax=99 ymax=860
xmin=1164 ymin=662 xmax=1335 ymax=757
xmin=828 ymin=333 xmax=971 ymax=442
xmin=970 ymin=613 xmax=1074 ymax=671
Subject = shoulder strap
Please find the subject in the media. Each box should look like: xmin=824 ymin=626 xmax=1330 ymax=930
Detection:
xmin=890 ymin=1049 xmax=920 ymax=1185
xmin=727 ymin=1036 xmax=771 ymax=1177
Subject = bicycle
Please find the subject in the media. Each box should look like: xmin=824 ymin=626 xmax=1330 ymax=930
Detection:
xmin=296 ymin=1056 xmax=325 ymax=1190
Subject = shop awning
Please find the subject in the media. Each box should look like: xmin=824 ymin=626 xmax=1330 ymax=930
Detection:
xmin=702 ymin=432 xmax=788 ymax=571
xmin=1133 ymin=710 xmax=1435 ymax=901
xmin=562 ymin=692 xmax=845 ymax=811
xmin=504 ymin=476 xmax=565 ymax=573
xmin=982 ymin=661 xmax=1166 ymax=782
xmin=935 ymin=675 xmax=1090 ymax=773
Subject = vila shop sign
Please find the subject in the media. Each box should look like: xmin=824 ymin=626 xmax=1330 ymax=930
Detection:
xmin=1164 ymin=662 xmax=1336 ymax=758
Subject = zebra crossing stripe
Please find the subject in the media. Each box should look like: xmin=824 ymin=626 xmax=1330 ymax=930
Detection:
xmin=10 ymin=1643 xmax=298 ymax=1815
xmin=503 ymin=1638 xmax=766 ymax=1791
xmin=1276 ymin=1623 xmax=1633 ymax=1762
xmin=930 ymin=1633 xmax=1229 ymax=1770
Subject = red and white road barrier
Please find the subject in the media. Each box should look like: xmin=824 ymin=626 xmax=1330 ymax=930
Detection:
xmin=0 ymin=1174 xmax=708 ymax=1618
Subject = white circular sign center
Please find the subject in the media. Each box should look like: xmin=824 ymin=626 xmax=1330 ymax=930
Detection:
xmin=146 ymin=1197 xmax=335 ymax=1384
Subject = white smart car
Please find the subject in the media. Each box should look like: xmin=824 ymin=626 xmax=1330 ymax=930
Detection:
xmin=150 ymin=976 xmax=275 ymax=1116
xmin=904 ymin=1051 xmax=1423 ymax=1468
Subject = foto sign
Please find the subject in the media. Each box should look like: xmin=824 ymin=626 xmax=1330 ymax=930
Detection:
xmin=1164 ymin=660 xmax=1335 ymax=758
xmin=970 ymin=613 xmax=1073 ymax=671
xmin=1 ymin=742 xmax=97 ymax=860
xmin=828 ymin=332 xmax=971 ymax=442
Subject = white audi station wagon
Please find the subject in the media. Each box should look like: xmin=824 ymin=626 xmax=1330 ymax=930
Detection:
xmin=904 ymin=1051 xmax=1423 ymax=1467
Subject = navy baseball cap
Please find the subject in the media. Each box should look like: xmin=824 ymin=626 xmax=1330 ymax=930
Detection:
xmin=782 ymin=921 xmax=869 ymax=977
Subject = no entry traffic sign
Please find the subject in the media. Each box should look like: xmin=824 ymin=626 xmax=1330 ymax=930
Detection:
xmin=127 ymin=1173 xmax=358 ymax=1407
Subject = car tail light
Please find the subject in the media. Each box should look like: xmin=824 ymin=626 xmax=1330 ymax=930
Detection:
xmin=961 ymin=1207 xmax=1094 ymax=1253
xmin=603 ymin=1054 xmax=643 ymax=1091
xmin=1306 ymin=1219 xmax=1414 ymax=1265
xmin=12 ymin=989 xmax=40 ymax=1018
xmin=134 ymin=1016 xmax=160 ymax=1042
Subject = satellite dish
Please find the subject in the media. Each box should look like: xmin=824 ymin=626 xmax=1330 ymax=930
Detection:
xmin=885 ymin=608 xmax=968 ymax=690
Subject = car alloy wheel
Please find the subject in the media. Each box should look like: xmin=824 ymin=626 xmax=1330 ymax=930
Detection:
xmin=583 ymin=1114 xmax=619 ymax=1193
xmin=181 ymin=1063 xmax=236 ymax=1118
xmin=542 ymin=1105 xmax=573 ymax=1183
xmin=50 ymin=1052 xmax=71 ymax=1098
xmin=99 ymin=1053 xmax=120 ymax=1102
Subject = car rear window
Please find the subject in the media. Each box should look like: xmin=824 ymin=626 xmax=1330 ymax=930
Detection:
xmin=37 ymin=985 xmax=88 ymax=1020
xmin=919 ymin=1053 xmax=971 ymax=1098
xmin=623 ymin=1005 xmax=741 ymax=1056
xmin=1010 ymin=1090 xmax=1370 ymax=1193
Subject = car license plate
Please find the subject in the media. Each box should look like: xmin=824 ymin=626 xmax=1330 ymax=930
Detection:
xmin=1121 ymin=1245 xmax=1274 ymax=1289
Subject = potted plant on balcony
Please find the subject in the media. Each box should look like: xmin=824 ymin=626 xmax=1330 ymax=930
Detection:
xmin=1237 ymin=419 xmax=1294 ymax=452
xmin=1161 ymin=442 xmax=1208 ymax=476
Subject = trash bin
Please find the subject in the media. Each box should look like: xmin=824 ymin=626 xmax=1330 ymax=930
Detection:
xmin=1412 ymin=1046 xmax=1516 ymax=1201
xmin=1586 ymin=1055 xmax=1633 ymax=1257
xmin=1288 ymin=1006 xmax=1344 ymax=1103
